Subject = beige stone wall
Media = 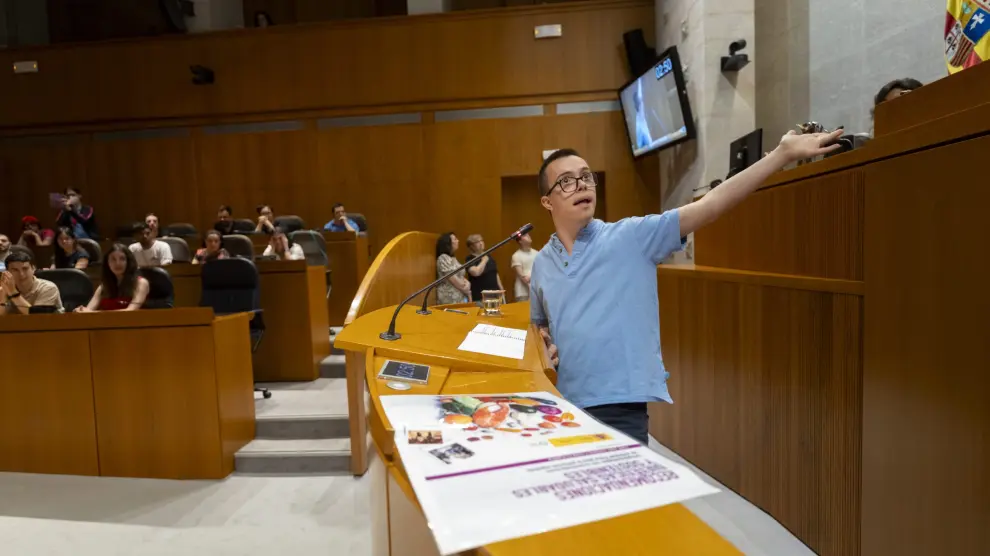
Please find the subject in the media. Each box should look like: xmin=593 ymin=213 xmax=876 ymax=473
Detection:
xmin=655 ymin=0 xmax=755 ymax=213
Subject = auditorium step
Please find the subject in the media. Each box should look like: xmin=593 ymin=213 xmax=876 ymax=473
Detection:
xmin=234 ymin=438 xmax=351 ymax=475
xmin=320 ymin=354 xmax=346 ymax=379
xmin=254 ymin=378 xmax=349 ymax=440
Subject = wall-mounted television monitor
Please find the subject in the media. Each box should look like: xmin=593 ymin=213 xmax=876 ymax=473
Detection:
xmin=618 ymin=46 xmax=696 ymax=158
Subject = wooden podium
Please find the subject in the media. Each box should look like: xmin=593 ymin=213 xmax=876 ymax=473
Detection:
xmin=335 ymin=301 xmax=740 ymax=556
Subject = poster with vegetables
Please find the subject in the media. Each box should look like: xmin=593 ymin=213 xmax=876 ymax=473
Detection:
xmin=380 ymin=392 xmax=720 ymax=555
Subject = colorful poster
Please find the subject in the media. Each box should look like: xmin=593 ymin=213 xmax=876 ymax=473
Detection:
xmin=381 ymin=392 xmax=719 ymax=555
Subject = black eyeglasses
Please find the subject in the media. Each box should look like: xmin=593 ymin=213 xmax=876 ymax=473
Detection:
xmin=548 ymin=172 xmax=597 ymax=195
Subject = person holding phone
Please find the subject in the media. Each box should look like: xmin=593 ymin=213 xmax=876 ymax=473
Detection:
xmin=55 ymin=187 xmax=98 ymax=239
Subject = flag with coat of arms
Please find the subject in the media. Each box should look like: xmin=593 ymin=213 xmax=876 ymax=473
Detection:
xmin=946 ymin=0 xmax=990 ymax=73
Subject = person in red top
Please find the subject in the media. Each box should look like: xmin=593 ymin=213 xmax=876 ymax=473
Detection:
xmin=17 ymin=216 xmax=55 ymax=248
xmin=193 ymin=230 xmax=230 ymax=264
xmin=76 ymin=244 xmax=149 ymax=312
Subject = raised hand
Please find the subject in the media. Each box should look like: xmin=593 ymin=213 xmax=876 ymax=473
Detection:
xmin=776 ymin=128 xmax=844 ymax=162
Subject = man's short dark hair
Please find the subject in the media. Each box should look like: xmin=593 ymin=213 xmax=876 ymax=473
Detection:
xmin=65 ymin=187 xmax=81 ymax=195
xmin=133 ymin=221 xmax=151 ymax=233
xmin=874 ymin=78 xmax=923 ymax=106
xmin=219 ymin=205 xmax=232 ymax=215
xmin=332 ymin=203 xmax=345 ymax=211
xmin=256 ymin=204 xmax=271 ymax=214
xmin=538 ymin=148 xmax=582 ymax=196
xmin=5 ymin=248 xmax=33 ymax=266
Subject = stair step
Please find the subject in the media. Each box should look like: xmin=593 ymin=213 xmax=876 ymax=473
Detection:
xmin=255 ymin=378 xmax=349 ymax=440
xmin=235 ymin=438 xmax=351 ymax=475
xmin=319 ymin=354 xmax=347 ymax=379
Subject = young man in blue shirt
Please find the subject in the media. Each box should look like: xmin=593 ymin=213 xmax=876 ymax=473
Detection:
xmin=531 ymin=129 xmax=843 ymax=444
xmin=323 ymin=203 xmax=360 ymax=233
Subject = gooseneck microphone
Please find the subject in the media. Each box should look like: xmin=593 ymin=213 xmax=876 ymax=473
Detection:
xmin=379 ymin=223 xmax=533 ymax=341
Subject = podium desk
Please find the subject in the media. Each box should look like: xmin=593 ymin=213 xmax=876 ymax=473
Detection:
xmin=0 ymin=308 xmax=254 ymax=480
xmin=85 ymin=260 xmax=330 ymax=382
xmin=335 ymin=302 xmax=739 ymax=556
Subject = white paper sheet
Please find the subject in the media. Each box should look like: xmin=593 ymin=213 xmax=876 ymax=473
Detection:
xmin=457 ymin=324 xmax=528 ymax=359
xmin=381 ymin=392 xmax=720 ymax=555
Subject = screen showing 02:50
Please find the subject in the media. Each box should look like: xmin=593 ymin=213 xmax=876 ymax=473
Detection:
xmin=620 ymin=55 xmax=688 ymax=157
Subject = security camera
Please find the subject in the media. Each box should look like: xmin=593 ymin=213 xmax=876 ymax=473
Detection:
xmin=721 ymin=39 xmax=750 ymax=73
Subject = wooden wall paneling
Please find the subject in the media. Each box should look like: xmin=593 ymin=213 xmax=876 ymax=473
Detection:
xmin=0 ymin=331 xmax=100 ymax=476
xmin=195 ymin=126 xmax=322 ymax=234
xmin=694 ymin=170 xmax=864 ymax=281
xmin=87 ymin=132 xmax=199 ymax=230
xmin=0 ymin=136 xmax=89 ymax=238
xmin=652 ymin=273 xmax=862 ymax=556
xmin=0 ymin=2 xmax=652 ymax=128
xmin=90 ymin=325 xmax=225 ymax=479
xmin=316 ymin=122 xmax=428 ymax=255
xmin=862 ymin=137 xmax=990 ymax=556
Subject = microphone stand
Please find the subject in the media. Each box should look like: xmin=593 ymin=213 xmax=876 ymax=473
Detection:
xmin=380 ymin=224 xmax=532 ymax=341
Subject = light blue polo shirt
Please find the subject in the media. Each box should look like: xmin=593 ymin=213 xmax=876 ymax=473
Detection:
xmin=530 ymin=212 xmax=681 ymax=409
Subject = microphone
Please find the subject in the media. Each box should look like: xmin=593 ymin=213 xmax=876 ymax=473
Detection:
xmin=379 ymin=223 xmax=534 ymax=341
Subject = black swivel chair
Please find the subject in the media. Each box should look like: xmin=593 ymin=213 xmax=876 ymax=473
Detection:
xmin=165 ymin=223 xmax=197 ymax=237
xmin=231 ymin=219 xmax=257 ymax=233
xmin=273 ymin=215 xmax=305 ymax=234
xmin=138 ymin=267 xmax=174 ymax=309
xmin=77 ymin=238 xmax=103 ymax=264
xmin=161 ymin=237 xmax=192 ymax=263
xmin=348 ymin=213 xmax=368 ymax=232
xmin=199 ymin=258 xmax=271 ymax=399
xmin=290 ymin=230 xmax=332 ymax=299
xmin=222 ymin=234 xmax=255 ymax=260
xmin=35 ymin=269 xmax=94 ymax=312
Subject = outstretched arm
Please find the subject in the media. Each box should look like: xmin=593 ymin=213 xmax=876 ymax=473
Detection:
xmin=678 ymin=128 xmax=844 ymax=237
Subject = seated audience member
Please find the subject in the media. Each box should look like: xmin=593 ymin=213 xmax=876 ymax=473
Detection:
xmin=56 ymin=187 xmax=98 ymax=239
xmin=0 ymin=234 xmax=11 ymax=264
xmin=128 ymin=222 xmax=173 ymax=267
xmin=874 ymin=78 xmax=923 ymax=106
xmin=17 ymin=216 xmax=55 ymax=248
xmin=323 ymin=203 xmax=359 ymax=232
xmin=214 ymin=205 xmax=235 ymax=235
xmin=255 ymin=204 xmax=276 ymax=234
xmin=193 ymin=230 xmax=230 ymax=264
xmin=263 ymin=227 xmax=305 ymax=261
xmin=464 ymin=233 xmax=504 ymax=302
xmin=52 ymin=227 xmax=90 ymax=270
xmin=510 ymin=232 xmax=537 ymax=302
xmin=145 ymin=213 xmax=161 ymax=239
xmin=435 ymin=232 xmax=471 ymax=304
xmin=0 ymin=249 xmax=64 ymax=314
xmin=77 ymin=244 xmax=149 ymax=312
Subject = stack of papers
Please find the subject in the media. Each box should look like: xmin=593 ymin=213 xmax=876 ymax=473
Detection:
xmin=457 ymin=324 xmax=528 ymax=360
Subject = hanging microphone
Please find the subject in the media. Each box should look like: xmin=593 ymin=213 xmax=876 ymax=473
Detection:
xmin=379 ymin=223 xmax=534 ymax=341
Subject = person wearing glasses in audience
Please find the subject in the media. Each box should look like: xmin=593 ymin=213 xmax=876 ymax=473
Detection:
xmin=214 ymin=205 xmax=236 ymax=235
xmin=530 ymin=129 xmax=844 ymax=445
xmin=323 ymin=203 xmax=359 ymax=233
xmin=17 ymin=216 xmax=55 ymax=248
xmin=55 ymin=187 xmax=98 ymax=239
xmin=193 ymin=230 xmax=230 ymax=264
xmin=129 ymin=222 xmax=173 ymax=267
xmin=255 ymin=204 xmax=277 ymax=234
xmin=263 ymin=227 xmax=304 ymax=261
xmin=464 ymin=234 xmax=505 ymax=303
xmin=77 ymin=244 xmax=149 ymax=312
xmin=51 ymin=227 xmax=90 ymax=270
xmin=0 ymin=249 xmax=64 ymax=315
xmin=435 ymin=232 xmax=471 ymax=305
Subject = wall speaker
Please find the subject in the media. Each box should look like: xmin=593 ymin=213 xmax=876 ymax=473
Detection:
xmin=622 ymin=29 xmax=657 ymax=77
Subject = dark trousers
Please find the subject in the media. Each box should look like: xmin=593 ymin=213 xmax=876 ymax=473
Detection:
xmin=585 ymin=402 xmax=649 ymax=445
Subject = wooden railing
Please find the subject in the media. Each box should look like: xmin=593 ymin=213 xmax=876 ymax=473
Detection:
xmin=342 ymin=231 xmax=438 ymax=474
